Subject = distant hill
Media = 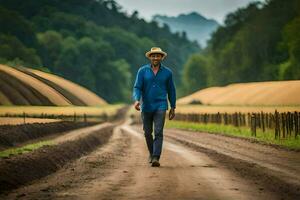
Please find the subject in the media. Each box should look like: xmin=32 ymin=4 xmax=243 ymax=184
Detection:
xmin=153 ymin=12 xmax=219 ymax=47
xmin=177 ymin=80 xmax=300 ymax=106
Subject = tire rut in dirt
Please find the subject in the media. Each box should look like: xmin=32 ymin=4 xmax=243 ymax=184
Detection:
xmin=89 ymin=126 xmax=182 ymax=200
xmin=165 ymin=134 xmax=300 ymax=200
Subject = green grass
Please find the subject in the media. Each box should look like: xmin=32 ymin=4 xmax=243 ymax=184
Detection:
xmin=166 ymin=120 xmax=300 ymax=150
xmin=0 ymin=140 xmax=54 ymax=158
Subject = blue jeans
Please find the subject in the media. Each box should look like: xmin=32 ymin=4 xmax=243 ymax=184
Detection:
xmin=141 ymin=110 xmax=166 ymax=159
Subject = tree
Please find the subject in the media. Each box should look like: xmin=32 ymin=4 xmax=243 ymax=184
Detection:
xmin=196 ymin=0 xmax=300 ymax=89
xmin=280 ymin=16 xmax=300 ymax=79
xmin=0 ymin=34 xmax=41 ymax=67
xmin=0 ymin=6 xmax=36 ymax=47
xmin=94 ymin=59 xmax=132 ymax=102
xmin=37 ymin=30 xmax=63 ymax=68
xmin=182 ymin=54 xmax=208 ymax=94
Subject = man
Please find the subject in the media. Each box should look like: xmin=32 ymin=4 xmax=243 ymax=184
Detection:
xmin=133 ymin=47 xmax=176 ymax=167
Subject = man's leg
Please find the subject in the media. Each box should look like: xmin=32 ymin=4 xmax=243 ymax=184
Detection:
xmin=141 ymin=112 xmax=154 ymax=159
xmin=152 ymin=110 xmax=166 ymax=161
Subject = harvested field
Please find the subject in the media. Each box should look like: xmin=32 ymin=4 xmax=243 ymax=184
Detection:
xmin=178 ymin=80 xmax=300 ymax=106
xmin=0 ymin=65 xmax=107 ymax=106
xmin=26 ymin=68 xmax=107 ymax=106
xmin=0 ymin=71 xmax=51 ymax=105
xmin=0 ymin=74 xmax=30 ymax=105
xmin=15 ymin=68 xmax=86 ymax=106
xmin=16 ymin=67 xmax=107 ymax=106
xmin=0 ymin=64 xmax=71 ymax=106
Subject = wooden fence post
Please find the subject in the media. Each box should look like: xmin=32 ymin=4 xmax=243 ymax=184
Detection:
xmin=233 ymin=112 xmax=238 ymax=127
xmin=247 ymin=113 xmax=251 ymax=127
xmin=287 ymin=112 xmax=291 ymax=138
xmin=268 ymin=113 xmax=271 ymax=129
xmin=267 ymin=113 xmax=271 ymax=129
xmin=257 ymin=113 xmax=261 ymax=129
xmin=281 ymin=113 xmax=286 ymax=138
xmin=251 ymin=113 xmax=256 ymax=137
xmin=275 ymin=110 xmax=280 ymax=139
xmin=224 ymin=113 xmax=228 ymax=125
xmin=239 ymin=112 xmax=244 ymax=126
xmin=261 ymin=111 xmax=265 ymax=132
xmin=295 ymin=111 xmax=299 ymax=138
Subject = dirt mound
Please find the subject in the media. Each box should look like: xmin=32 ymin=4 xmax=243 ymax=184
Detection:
xmin=0 ymin=121 xmax=97 ymax=150
xmin=0 ymin=123 xmax=115 ymax=193
xmin=178 ymin=80 xmax=300 ymax=106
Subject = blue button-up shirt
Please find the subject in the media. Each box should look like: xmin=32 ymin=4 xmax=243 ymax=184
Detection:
xmin=133 ymin=63 xmax=176 ymax=112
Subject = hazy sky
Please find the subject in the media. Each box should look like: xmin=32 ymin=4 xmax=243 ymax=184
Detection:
xmin=115 ymin=0 xmax=265 ymax=24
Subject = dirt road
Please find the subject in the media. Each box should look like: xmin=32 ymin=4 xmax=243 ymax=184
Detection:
xmin=1 ymin=122 xmax=299 ymax=200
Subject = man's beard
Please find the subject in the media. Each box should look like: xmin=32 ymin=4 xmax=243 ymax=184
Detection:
xmin=152 ymin=61 xmax=160 ymax=67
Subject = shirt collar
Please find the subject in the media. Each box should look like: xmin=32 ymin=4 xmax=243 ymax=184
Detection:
xmin=147 ymin=63 xmax=164 ymax=70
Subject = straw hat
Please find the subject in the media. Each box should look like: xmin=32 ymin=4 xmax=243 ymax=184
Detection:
xmin=145 ymin=47 xmax=167 ymax=59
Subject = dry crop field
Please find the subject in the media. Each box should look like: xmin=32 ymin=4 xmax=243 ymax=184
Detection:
xmin=178 ymin=80 xmax=300 ymax=106
xmin=0 ymin=64 xmax=107 ymax=106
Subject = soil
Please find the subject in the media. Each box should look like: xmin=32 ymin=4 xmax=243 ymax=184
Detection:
xmin=0 ymin=120 xmax=299 ymax=200
xmin=0 ymin=123 xmax=115 ymax=193
xmin=0 ymin=121 xmax=97 ymax=150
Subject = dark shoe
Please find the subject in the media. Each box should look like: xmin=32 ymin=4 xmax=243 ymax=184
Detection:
xmin=151 ymin=157 xmax=160 ymax=167
xmin=148 ymin=155 xmax=153 ymax=163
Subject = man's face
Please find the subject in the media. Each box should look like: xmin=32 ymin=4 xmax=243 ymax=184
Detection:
xmin=149 ymin=53 xmax=163 ymax=67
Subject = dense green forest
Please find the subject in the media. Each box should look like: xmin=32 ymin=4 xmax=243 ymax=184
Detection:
xmin=0 ymin=0 xmax=200 ymax=103
xmin=182 ymin=0 xmax=300 ymax=94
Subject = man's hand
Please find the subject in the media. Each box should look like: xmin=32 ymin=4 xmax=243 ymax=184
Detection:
xmin=134 ymin=101 xmax=141 ymax=111
xmin=169 ymin=108 xmax=175 ymax=120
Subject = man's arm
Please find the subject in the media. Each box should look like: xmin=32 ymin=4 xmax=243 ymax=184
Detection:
xmin=133 ymin=68 xmax=143 ymax=111
xmin=167 ymin=72 xmax=176 ymax=120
